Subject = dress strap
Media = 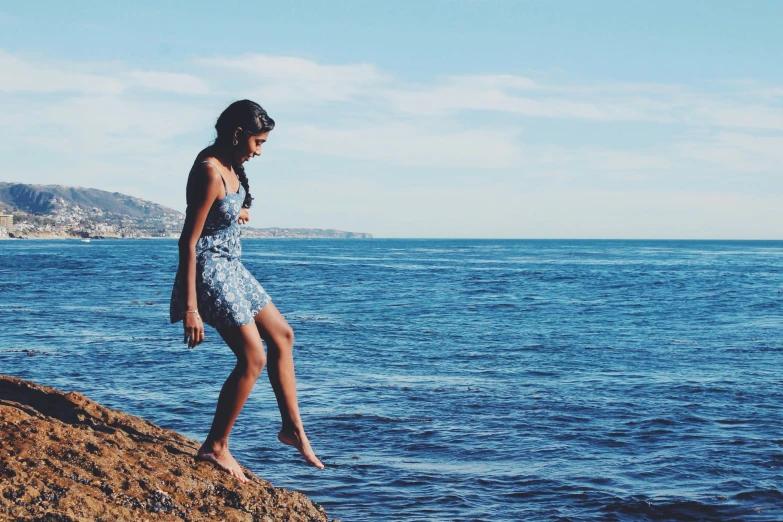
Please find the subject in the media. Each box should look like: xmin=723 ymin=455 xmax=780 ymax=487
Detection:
xmin=201 ymin=160 xmax=228 ymax=193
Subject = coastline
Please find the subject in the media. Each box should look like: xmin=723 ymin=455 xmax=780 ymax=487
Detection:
xmin=1 ymin=234 xmax=372 ymax=240
xmin=0 ymin=236 xmax=177 ymax=240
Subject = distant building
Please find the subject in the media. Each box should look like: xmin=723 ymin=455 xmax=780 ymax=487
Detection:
xmin=0 ymin=214 xmax=13 ymax=232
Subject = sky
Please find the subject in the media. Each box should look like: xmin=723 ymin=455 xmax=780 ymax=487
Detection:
xmin=1 ymin=0 xmax=782 ymax=238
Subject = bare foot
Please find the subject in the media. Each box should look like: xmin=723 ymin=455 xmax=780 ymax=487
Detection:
xmin=195 ymin=441 xmax=249 ymax=483
xmin=278 ymin=427 xmax=324 ymax=469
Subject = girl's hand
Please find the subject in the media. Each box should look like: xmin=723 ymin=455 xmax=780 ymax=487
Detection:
xmin=238 ymin=208 xmax=250 ymax=225
xmin=183 ymin=311 xmax=204 ymax=349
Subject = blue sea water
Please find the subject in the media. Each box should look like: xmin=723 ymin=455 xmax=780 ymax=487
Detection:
xmin=1 ymin=238 xmax=782 ymax=521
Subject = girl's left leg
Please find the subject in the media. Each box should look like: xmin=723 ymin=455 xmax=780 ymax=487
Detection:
xmin=254 ymin=302 xmax=324 ymax=469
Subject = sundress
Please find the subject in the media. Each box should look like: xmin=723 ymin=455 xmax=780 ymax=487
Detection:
xmin=169 ymin=161 xmax=271 ymax=329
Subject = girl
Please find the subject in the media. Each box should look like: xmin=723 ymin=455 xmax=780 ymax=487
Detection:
xmin=170 ymin=100 xmax=323 ymax=482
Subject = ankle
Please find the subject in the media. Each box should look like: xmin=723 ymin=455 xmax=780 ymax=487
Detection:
xmin=202 ymin=438 xmax=229 ymax=451
xmin=281 ymin=422 xmax=303 ymax=434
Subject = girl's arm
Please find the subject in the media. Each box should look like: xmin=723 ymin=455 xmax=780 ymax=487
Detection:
xmin=177 ymin=162 xmax=223 ymax=348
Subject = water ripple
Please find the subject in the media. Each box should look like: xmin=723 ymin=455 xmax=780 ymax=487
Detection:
xmin=1 ymin=239 xmax=782 ymax=521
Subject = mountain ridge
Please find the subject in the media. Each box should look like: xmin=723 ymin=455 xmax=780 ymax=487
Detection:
xmin=0 ymin=182 xmax=372 ymax=239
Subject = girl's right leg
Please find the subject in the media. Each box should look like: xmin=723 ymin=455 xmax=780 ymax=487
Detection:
xmin=195 ymin=322 xmax=266 ymax=483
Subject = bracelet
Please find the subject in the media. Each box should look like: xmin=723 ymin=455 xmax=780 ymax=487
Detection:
xmin=184 ymin=310 xmax=200 ymax=317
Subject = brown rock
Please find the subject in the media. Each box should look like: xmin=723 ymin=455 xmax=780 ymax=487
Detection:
xmin=0 ymin=374 xmax=336 ymax=522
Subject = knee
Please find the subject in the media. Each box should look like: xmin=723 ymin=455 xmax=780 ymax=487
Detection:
xmin=240 ymin=349 xmax=267 ymax=379
xmin=272 ymin=325 xmax=295 ymax=352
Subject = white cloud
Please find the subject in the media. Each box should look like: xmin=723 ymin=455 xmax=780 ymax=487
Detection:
xmin=381 ymin=77 xmax=674 ymax=122
xmin=0 ymin=50 xmax=211 ymax=96
xmin=536 ymin=148 xmax=672 ymax=177
xmin=677 ymin=132 xmax=783 ymax=172
xmin=198 ymin=54 xmax=388 ymax=104
xmin=687 ymin=101 xmax=783 ymax=131
xmin=278 ymin=123 xmax=523 ymax=168
xmin=1 ymin=47 xmax=782 ymax=237
xmin=125 ymin=70 xmax=210 ymax=95
xmin=753 ymin=87 xmax=783 ymax=100
xmin=382 ymin=74 xmax=783 ymax=131
xmin=29 ymin=96 xmax=209 ymax=154
xmin=0 ymin=50 xmax=125 ymax=95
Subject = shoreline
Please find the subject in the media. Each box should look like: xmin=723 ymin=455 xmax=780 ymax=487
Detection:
xmin=1 ymin=235 xmax=373 ymax=240
xmin=0 ymin=236 xmax=175 ymax=240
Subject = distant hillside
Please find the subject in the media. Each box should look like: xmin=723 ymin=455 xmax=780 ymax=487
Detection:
xmin=0 ymin=182 xmax=372 ymax=239
xmin=243 ymin=227 xmax=373 ymax=239
xmin=0 ymin=182 xmax=181 ymax=219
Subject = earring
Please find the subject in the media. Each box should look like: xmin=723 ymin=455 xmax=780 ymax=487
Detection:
xmin=232 ymin=139 xmax=238 ymax=146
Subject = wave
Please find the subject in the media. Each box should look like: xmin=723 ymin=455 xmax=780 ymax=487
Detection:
xmin=601 ymin=490 xmax=783 ymax=521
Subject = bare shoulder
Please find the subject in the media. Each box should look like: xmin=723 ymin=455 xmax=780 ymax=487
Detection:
xmin=189 ymin=157 xmax=223 ymax=188
xmin=185 ymin=156 xmax=224 ymax=206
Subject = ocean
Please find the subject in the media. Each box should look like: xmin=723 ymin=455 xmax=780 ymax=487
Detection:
xmin=1 ymin=238 xmax=782 ymax=521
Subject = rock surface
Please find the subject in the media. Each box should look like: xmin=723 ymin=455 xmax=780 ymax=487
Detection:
xmin=0 ymin=374 xmax=334 ymax=521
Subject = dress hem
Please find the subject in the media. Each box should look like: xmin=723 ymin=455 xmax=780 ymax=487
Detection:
xmin=234 ymin=297 xmax=272 ymax=327
xmin=215 ymin=297 xmax=273 ymax=331
xmin=169 ymin=297 xmax=272 ymax=330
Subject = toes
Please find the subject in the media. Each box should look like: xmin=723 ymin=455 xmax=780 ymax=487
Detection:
xmin=231 ymin=466 xmax=247 ymax=482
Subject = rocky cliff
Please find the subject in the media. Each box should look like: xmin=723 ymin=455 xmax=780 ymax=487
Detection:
xmin=0 ymin=182 xmax=183 ymax=238
xmin=0 ymin=374 xmax=335 ymax=521
xmin=0 ymin=182 xmax=182 ymax=219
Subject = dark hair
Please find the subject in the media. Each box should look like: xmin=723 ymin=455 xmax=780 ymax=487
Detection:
xmin=214 ymin=100 xmax=275 ymax=208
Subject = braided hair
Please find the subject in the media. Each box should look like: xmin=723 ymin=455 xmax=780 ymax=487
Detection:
xmin=214 ymin=100 xmax=275 ymax=208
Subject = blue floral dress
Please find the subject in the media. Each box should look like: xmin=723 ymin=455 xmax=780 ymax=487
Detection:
xmin=170 ymin=162 xmax=272 ymax=329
